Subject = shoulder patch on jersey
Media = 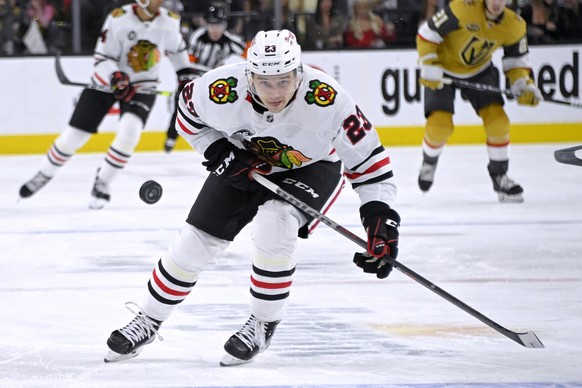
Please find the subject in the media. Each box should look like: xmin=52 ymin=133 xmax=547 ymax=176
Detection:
xmin=305 ymin=79 xmax=337 ymax=107
xmin=243 ymin=137 xmax=311 ymax=169
xmin=111 ymin=8 xmax=126 ymax=18
xmin=208 ymin=77 xmax=239 ymax=104
xmin=168 ymin=10 xmax=180 ymax=19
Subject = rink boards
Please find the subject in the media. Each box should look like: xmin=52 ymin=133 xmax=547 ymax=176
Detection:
xmin=0 ymin=46 xmax=580 ymax=154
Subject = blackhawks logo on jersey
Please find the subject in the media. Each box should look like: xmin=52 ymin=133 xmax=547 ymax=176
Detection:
xmin=244 ymin=137 xmax=311 ymax=169
xmin=168 ymin=10 xmax=180 ymax=19
xmin=208 ymin=77 xmax=239 ymax=104
xmin=127 ymin=40 xmax=160 ymax=72
xmin=305 ymin=79 xmax=337 ymax=107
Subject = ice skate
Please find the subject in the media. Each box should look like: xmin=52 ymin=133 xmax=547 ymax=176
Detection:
xmin=164 ymin=138 xmax=176 ymax=153
xmin=89 ymin=169 xmax=110 ymax=209
xmin=490 ymin=173 xmax=524 ymax=203
xmin=104 ymin=302 xmax=162 ymax=363
xmin=418 ymin=161 xmax=437 ymax=192
xmin=220 ymin=315 xmax=280 ymax=367
xmin=19 ymin=172 xmax=52 ymax=198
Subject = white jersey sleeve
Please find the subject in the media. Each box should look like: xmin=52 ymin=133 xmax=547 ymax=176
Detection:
xmin=92 ymin=11 xmax=119 ymax=85
xmin=326 ymin=81 xmax=397 ymax=208
xmin=175 ymin=78 xmax=226 ymax=155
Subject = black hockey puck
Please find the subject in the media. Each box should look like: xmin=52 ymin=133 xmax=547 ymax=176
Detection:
xmin=139 ymin=180 xmax=163 ymax=204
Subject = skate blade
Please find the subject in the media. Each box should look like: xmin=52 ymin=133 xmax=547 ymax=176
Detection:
xmin=219 ymin=353 xmax=253 ymax=367
xmin=104 ymin=348 xmax=143 ymax=363
xmin=497 ymin=192 xmax=524 ymax=203
xmin=89 ymin=197 xmax=109 ymax=210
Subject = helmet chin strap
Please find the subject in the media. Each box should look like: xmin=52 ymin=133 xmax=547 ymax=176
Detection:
xmin=136 ymin=0 xmax=154 ymax=18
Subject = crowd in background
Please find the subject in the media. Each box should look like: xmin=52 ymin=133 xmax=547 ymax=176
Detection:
xmin=1 ymin=0 xmax=581 ymax=56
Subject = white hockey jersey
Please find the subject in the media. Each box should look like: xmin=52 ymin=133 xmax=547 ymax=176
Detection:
xmin=176 ymin=63 xmax=397 ymax=207
xmin=92 ymin=4 xmax=190 ymax=89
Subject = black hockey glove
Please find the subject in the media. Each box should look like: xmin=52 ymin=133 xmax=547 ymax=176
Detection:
xmin=110 ymin=71 xmax=136 ymax=102
xmin=354 ymin=201 xmax=400 ymax=279
xmin=202 ymin=138 xmax=271 ymax=190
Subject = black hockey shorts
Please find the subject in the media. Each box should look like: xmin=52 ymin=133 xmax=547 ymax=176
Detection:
xmin=424 ymin=65 xmax=505 ymax=117
xmin=69 ymin=88 xmax=156 ymax=133
xmin=186 ymin=160 xmax=344 ymax=241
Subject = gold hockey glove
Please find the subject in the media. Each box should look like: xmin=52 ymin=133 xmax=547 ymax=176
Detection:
xmin=511 ymin=78 xmax=542 ymax=106
xmin=419 ymin=56 xmax=444 ymax=90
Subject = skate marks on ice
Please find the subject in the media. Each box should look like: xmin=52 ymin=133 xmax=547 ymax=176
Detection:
xmin=176 ymin=303 xmax=454 ymax=359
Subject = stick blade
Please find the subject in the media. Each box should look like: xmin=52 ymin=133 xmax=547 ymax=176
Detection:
xmin=554 ymin=145 xmax=582 ymax=167
xmin=516 ymin=331 xmax=545 ymax=348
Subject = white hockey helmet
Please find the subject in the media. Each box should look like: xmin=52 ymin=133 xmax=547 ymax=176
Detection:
xmin=246 ymin=30 xmax=302 ymax=76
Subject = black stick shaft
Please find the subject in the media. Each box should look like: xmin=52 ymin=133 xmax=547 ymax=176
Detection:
xmin=444 ymin=77 xmax=582 ymax=109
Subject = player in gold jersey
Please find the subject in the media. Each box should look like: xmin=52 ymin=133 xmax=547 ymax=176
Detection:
xmin=416 ymin=0 xmax=542 ymax=202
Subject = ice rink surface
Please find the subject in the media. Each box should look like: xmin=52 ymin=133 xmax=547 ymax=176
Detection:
xmin=1 ymin=143 xmax=581 ymax=388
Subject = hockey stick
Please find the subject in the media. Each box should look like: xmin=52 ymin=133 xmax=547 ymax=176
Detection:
xmin=252 ymin=172 xmax=544 ymax=349
xmin=443 ymin=77 xmax=582 ymax=109
xmin=554 ymin=145 xmax=582 ymax=167
xmin=54 ymin=53 xmax=173 ymax=97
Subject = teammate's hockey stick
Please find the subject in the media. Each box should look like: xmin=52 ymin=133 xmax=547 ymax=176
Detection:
xmin=251 ymin=172 xmax=544 ymax=349
xmin=554 ymin=145 xmax=582 ymax=167
xmin=54 ymin=53 xmax=173 ymax=97
xmin=443 ymin=77 xmax=582 ymax=109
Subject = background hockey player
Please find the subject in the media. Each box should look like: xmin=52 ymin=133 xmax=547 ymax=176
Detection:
xmin=19 ymin=0 xmax=195 ymax=209
xmin=163 ymin=2 xmax=248 ymax=152
xmin=416 ymin=0 xmax=542 ymax=203
xmin=105 ymin=29 xmax=401 ymax=366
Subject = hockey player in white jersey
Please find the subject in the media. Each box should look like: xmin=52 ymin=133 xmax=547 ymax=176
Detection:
xmin=19 ymin=0 xmax=196 ymax=209
xmin=105 ymin=29 xmax=401 ymax=366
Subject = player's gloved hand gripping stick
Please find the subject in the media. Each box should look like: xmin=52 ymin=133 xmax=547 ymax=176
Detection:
xmin=203 ymin=138 xmax=271 ymax=190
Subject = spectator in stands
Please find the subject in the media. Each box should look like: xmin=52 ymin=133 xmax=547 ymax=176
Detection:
xmin=417 ymin=0 xmax=439 ymax=26
xmin=557 ymin=0 xmax=582 ymax=40
xmin=304 ymin=0 xmax=346 ymax=49
xmin=242 ymin=0 xmax=275 ymax=39
xmin=24 ymin=0 xmax=58 ymax=51
xmin=520 ymin=0 xmax=560 ymax=44
xmin=26 ymin=0 xmax=56 ymax=28
xmin=263 ymin=0 xmax=297 ymax=32
xmin=344 ymin=0 xmax=396 ymax=48
xmin=0 ymin=0 xmax=20 ymax=55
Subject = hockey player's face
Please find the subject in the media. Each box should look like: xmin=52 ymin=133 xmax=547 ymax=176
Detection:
xmin=252 ymin=72 xmax=298 ymax=113
xmin=485 ymin=0 xmax=506 ymax=18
